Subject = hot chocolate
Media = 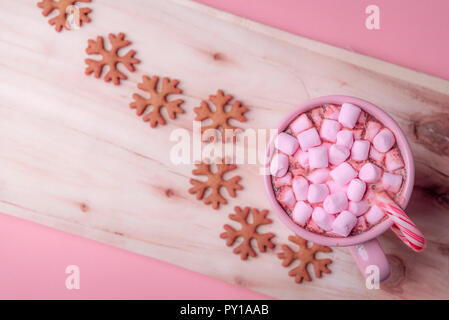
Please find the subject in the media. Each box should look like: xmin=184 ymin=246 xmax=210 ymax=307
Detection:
xmin=270 ymin=103 xmax=406 ymax=237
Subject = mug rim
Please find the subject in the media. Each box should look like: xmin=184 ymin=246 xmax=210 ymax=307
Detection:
xmin=263 ymin=95 xmax=415 ymax=247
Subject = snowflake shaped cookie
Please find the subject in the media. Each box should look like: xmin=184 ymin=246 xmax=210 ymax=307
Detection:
xmin=84 ymin=32 xmax=140 ymax=85
xmin=220 ymin=206 xmax=275 ymax=260
xmin=130 ymin=75 xmax=184 ymax=127
xmin=278 ymin=235 xmax=332 ymax=283
xmin=188 ymin=160 xmax=243 ymax=210
xmin=194 ymin=90 xmax=248 ymax=142
xmin=37 ymin=0 xmax=92 ymax=32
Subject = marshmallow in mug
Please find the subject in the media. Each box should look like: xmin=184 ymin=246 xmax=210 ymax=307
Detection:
xmin=351 ymin=140 xmax=370 ymax=161
xmin=292 ymin=176 xmax=309 ymax=201
xmin=290 ymin=113 xmax=312 ymax=135
xmin=292 ymin=201 xmax=313 ymax=226
xmin=320 ymin=119 xmax=341 ymax=142
xmin=307 ymin=184 xmax=329 ymax=203
xmin=330 ymin=162 xmax=358 ymax=185
xmin=312 ymin=207 xmax=335 ymax=231
xmin=359 ymin=163 xmax=382 ymax=183
xmin=296 ymin=127 xmax=321 ymax=151
xmin=336 ymin=130 xmax=354 ymax=148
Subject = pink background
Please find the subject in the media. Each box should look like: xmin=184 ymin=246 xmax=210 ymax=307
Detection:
xmin=1 ymin=0 xmax=448 ymax=299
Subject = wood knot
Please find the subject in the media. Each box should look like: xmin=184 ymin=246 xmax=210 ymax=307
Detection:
xmin=212 ymin=52 xmax=224 ymax=61
xmin=412 ymin=113 xmax=449 ymax=156
xmin=438 ymin=244 xmax=449 ymax=257
xmin=165 ymin=188 xmax=175 ymax=198
xmin=233 ymin=276 xmax=248 ymax=287
xmin=381 ymin=254 xmax=407 ymax=293
xmin=79 ymin=202 xmax=89 ymax=212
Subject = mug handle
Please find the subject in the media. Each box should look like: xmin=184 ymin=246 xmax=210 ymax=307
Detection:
xmin=348 ymin=238 xmax=391 ymax=282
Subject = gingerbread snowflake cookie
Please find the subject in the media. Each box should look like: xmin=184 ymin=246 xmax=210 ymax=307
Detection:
xmin=220 ymin=206 xmax=275 ymax=260
xmin=278 ymin=235 xmax=332 ymax=283
xmin=189 ymin=159 xmax=243 ymax=210
xmin=37 ymin=0 xmax=92 ymax=32
xmin=84 ymin=32 xmax=140 ymax=85
xmin=130 ymin=75 xmax=184 ymax=127
xmin=194 ymin=90 xmax=248 ymax=142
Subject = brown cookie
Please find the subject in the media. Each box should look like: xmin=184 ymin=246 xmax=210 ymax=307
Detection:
xmin=278 ymin=235 xmax=332 ymax=283
xmin=220 ymin=206 xmax=275 ymax=260
xmin=188 ymin=159 xmax=243 ymax=210
xmin=194 ymin=90 xmax=248 ymax=142
xmin=84 ymin=32 xmax=140 ymax=85
xmin=37 ymin=0 xmax=92 ymax=32
xmin=130 ymin=75 xmax=184 ymax=128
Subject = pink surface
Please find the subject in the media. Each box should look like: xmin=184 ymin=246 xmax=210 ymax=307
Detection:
xmin=1 ymin=0 xmax=448 ymax=299
xmin=196 ymin=0 xmax=449 ymax=81
xmin=0 ymin=213 xmax=269 ymax=299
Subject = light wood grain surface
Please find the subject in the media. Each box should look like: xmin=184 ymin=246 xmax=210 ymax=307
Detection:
xmin=0 ymin=0 xmax=448 ymax=299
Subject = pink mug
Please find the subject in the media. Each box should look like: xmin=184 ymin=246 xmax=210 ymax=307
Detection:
xmin=263 ymin=95 xmax=415 ymax=282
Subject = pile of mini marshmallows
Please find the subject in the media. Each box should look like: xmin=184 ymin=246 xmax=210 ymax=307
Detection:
xmin=270 ymin=103 xmax=405 ymax=237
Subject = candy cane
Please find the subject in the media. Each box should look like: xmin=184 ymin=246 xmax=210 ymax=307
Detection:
xmin=376 ymin=192 xmax=426 ymax=252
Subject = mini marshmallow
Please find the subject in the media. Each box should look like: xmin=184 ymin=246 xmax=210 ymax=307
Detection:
xmin=312 ymin=207 xmax=335 ymax=231
xmin=353 ymin=129 xmax=363 ymax=140
xmin=351 ymin=140 xmax=370 ymax=161
xmin=330 ymin=162 xmax=358 ymax=185
xmin=338 ymin=103 xmax=361 ymax=129
xmin=292 ymin=167 xmax=306 ymax=176
xmin=347 ymin=179 xmax=366 ymax=201
xmin=292 ymin=176 xmax=309 ymax=201
xmin=332 ymin=210 xmax=357 ymax=237
xmin=290 ymin=114 xmax=312 ymax=135
xmin=275 ymin=132 xmax=299 ymax=155
xmin=364 ymin=121 xmax=381 ymax=142
xmin=292 ymin=201 xmax=313 ymax=226
xmin=308 ymin=145 xmax=328 ymax=169
xmin=308 ymin=168 xmax=330 ymax=184
xmin=348 ymin=200 xmax=369 ymax=217
xmin=336 ymin=130 xmax=354 ymax=148
xmin=357 ymin=112 xmax=367 ymax=126
xmin=307 ymin=183 xmax=329 ymax=203
xmin=292 ymin=149 xmax=309 ymax=168
xmin=329 ymin=144 xmax=350 ymax=166
xmin=320 ymin=119 xmax=341 ymax=142
xmin=274 ymin=172 xmax=292 ymax=188
xmin=306 ymin=218 xmax=323 ymax=234
xmin=385 ymin=148 xmax=404 ymax=172
xmin=323 ymin=192 xmax=348 ymax=214
xmin=322 ymin=142 xmax=332 ymax=152
xmin=296 ymin=127 xmax=321 ymax=151
xmin=277 ymin=186 xmax=296 ymax=209
xmin=323 ymin=104 xmax=340 ymax=120
xmin=373 ymin=128 xmax=395 ymax=153
xmin=382 ymin=172 xmax=402 ymax=192
xmin=270 ymin=152 xmax=289 ymax=177
xmin=359 ymin=163 xmax=382 ymax=183
xmin=369 ymin=146 xmax=385 ymax=162
xmin=353 ymin=216 xmax=369 ymax=233
xmin=365 ymin=205 xmax=385 ymax=225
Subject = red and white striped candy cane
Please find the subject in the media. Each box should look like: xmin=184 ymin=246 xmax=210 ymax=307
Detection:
xmin=376 ymin=192 xmax=426 ymax=252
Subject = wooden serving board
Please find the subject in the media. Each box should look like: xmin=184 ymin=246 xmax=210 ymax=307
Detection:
xmin=1 ymin=0 xmax=448 ymax=299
